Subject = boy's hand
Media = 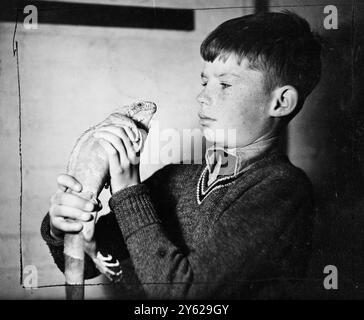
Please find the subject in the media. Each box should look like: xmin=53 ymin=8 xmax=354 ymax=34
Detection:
xmin=49 ymin=174 xmax=98 ymax=240
xmin=93 ymin=125 xmax=141 ymax=194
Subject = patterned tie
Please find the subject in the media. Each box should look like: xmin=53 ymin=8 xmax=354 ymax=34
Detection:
xmin=206 ymin=148 xmax=237 ymax=186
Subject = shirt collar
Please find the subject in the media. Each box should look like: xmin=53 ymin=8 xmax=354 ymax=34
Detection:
xmin=205 ymin=136 xmax=279 ymax=177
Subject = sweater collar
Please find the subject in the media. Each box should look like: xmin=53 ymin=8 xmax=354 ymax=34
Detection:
xmin=205 ymin=136 xmax=279 ymax=183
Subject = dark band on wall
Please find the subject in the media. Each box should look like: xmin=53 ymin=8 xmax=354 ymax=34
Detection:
xmin=0 ymin=0 xmax=195 ymax=31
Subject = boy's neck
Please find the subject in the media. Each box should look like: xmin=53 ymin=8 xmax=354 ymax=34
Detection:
xmin=205 ymin=135 xmax=280 ymax=181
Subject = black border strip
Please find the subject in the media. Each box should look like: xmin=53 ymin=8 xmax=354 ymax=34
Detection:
xmin=0 ymin=0 xmax=195 ymax=30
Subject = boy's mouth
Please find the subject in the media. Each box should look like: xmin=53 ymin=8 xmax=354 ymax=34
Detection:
xmin=198 ymin=113 xmax=216 ymax=121
xmin=198 ymin=113 xmax=216 ymax=127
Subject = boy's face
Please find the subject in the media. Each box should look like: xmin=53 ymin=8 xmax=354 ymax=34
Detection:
xmin=197 ymin=55 xmax=273 ymax=148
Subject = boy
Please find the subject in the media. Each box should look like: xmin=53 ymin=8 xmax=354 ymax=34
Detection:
xmin=41 ymin=11 xmax=321 ymax=299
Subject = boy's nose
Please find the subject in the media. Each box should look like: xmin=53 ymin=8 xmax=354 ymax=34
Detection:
xmin=196 ymin=89 xmax=211 ymax=106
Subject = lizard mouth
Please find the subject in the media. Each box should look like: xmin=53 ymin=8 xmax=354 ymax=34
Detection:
xmin=134 ymin=117 xmax=149 ymax=132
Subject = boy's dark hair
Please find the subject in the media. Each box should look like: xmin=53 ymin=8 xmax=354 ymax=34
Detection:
xmin=200 ymin=11 xmax=321 ymax=108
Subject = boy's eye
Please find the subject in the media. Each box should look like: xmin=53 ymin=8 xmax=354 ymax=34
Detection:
xmin=201 ymin=82 xmax=207 ymax=87
xmin=220 ymin=83 xmax=231 ymax=89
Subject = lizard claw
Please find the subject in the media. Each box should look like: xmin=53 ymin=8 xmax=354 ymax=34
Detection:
xmin=93 ymin=251 xmax=122 ymax=282
xmin=96 ymin=252 xmax=120 ymax=267
xmin=98 ymin=252 xmax=112 ymax=261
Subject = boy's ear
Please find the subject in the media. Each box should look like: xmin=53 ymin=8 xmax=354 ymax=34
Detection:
xmin=268 ymin=85 xmax=298 ymax=118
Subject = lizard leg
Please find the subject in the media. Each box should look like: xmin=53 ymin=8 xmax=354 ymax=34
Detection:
xmin=93 ymin=252 xmax=122 ymax=282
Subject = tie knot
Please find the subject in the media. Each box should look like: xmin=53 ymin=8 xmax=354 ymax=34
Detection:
xmin=206 ymin=148 xmax=237 ymax=178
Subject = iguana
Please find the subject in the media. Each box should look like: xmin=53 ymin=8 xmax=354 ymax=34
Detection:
xmin=63 ymin=101 xmax=157 ymax=296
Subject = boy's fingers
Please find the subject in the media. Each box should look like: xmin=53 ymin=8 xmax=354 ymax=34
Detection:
xmin=51 ymin=205 xmax=93 ymax=222
xmin=95 ymin=127 xmax=136 ymax=164
xmin=57 ymin=174 xmax=82 ymax=192
xmin=51 ymin=192 xmax=95 ymax=212
xmin=53 ymin=217 xmax=83 ymax=233
xmin=97 ymin=135 xmax=129 ymax=169
xmin=95 ymin=130 xmax=126 ymax=152
xmin=123 ymin=127 xmax=141 ymax=164
xmin=98 ymin=139 xmax=124 ymax=176
xmin=123 ymin=126 xmax=137 ymax=143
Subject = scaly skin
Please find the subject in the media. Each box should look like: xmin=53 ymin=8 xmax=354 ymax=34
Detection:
xmin=64 ymin=101 xmax=157 ymax=287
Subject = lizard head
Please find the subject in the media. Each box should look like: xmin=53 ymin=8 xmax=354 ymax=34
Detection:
xmin=118 ymin=101 xmax=157 ymax=132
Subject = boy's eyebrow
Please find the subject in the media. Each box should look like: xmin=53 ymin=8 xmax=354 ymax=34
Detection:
xmin=200 ymin=72 xmax=240 ymax=78
xmin=216 ymin=72 xmax=240 ymax=78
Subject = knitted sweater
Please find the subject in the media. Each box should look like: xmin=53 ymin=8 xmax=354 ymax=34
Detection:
xmin=41 ymin=148 xmax=314 ymax=299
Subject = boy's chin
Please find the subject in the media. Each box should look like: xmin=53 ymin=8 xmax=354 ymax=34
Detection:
xmin=202 ymin=127 xmax=236 ymax=148
xmin=202 ymin=127 xmax=216 ymax=142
